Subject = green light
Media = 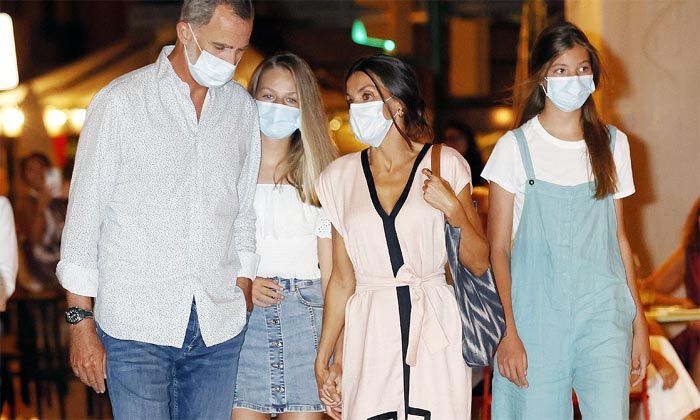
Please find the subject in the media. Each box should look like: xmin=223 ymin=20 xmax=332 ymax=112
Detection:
xmin=351 ymin=19 xmax=396 ymax=52
xmin=351 ymin=20 xmax=368 ymax=43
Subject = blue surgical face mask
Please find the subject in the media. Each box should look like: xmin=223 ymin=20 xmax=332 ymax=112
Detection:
xmin=185 ymin=23 xmax=237 ymax=88
xmin=256 ymin=100 xmax=301 ymax=140
xmin=542 ymin=75 xmax=596 ymax=112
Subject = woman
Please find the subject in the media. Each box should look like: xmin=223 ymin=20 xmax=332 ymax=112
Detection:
xmin=314 ymin=54 xmax=488 ymax=419
xmin=443 ymin=121 xmax=486 ymax=187
xmin=646 ymin=196 xmax=700 ymax=385
xmin=482 ymin=21 xmax=649 ymax=419
xmin=232 ymin=52 xmax=337 ymax=420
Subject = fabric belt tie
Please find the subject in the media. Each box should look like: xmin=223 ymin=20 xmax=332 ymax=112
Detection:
xmin=355 ymin=266 xmax=450 ymax=366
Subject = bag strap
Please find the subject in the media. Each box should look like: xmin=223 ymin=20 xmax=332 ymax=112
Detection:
xmin=431 ymin=143 xmax=442 ymax=178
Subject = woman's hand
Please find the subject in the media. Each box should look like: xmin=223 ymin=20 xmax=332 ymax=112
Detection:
xmin=654 ymin=354 xmax=679 ymax=390
xmin=496 ymin=331 xmax=529 ymax=388
xmin=252 ymin=277 xmax=284 ymax=307
xmin=631 ymin=319 xmax=650 ymax=387
xmin=421 ymin=168 xmax=464 ymax=224
xmin=315 ymin=360 xmax=342 ymax=418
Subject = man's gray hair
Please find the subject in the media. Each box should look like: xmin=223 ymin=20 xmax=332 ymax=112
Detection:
xmin=180 ymin=0 xmax=254 ymax=26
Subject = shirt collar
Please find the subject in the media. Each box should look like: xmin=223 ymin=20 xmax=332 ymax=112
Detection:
xmin=156 ymin=45 xmax=217 ymax=103
xmin=156 ymin=45 xmax=181 ymax=83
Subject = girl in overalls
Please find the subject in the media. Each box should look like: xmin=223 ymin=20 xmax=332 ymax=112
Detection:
xmin=483 ymin=21 xmax=650 ymax=419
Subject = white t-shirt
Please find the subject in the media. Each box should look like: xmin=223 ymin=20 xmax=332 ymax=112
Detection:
xmin=481 ymin=116 xmax=635 ymax=236
xmin=0 ymin=197 xmax=17 ymax=311
xmin=254 ymin=184 xmax=331 ymax=280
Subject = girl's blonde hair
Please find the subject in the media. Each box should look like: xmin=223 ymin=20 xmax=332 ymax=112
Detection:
xmin=248 ymin=52 xmax=338 ymax=206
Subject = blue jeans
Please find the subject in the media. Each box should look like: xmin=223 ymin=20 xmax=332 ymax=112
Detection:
xmin=98 ymin=301 xmax=247 ymax=420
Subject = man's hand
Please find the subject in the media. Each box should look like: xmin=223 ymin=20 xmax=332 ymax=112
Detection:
xmin=236 ymin=277 xmax=253 ymax=312
xmin=69 ymin=319 xmax=106 ymax=393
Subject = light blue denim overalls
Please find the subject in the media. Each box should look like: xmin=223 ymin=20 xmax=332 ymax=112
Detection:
xmin=492 ymin=126 xmax=637 ymax=420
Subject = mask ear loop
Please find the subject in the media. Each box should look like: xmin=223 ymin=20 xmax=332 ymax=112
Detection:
xmin=361 ymin=70 xmax=411 ymax=145
xmin=187 ymin=23 xmax=204 ymax=53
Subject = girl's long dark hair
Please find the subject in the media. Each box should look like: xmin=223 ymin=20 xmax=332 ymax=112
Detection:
xmin=684 ymin=197 xmax=700 ymax=253
xmin=515 ymin=21 xmax=616 ymax=199
xmin=346 ymin=54 xmax=432 ymax=147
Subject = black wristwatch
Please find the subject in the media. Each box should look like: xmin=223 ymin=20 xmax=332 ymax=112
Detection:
xmin=65 ymin=307 xmax=94 ymax=324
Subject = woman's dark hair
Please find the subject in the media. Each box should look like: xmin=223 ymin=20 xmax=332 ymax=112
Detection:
xmin=19 ymin=152 xmax=50 ymax=183
xmin=444 ymin=121 xmax=486 ymax=186
xmin=346 ymin=54 xmax=432 ymax=146
xmin=684 ymin=197 xmax=700 ymax=253
xmin=515 ymin=21 xmax=616 ymax=199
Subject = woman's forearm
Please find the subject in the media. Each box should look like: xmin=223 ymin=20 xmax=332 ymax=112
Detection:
xmin=491 ymin=246 xmax=517 ymax=334
xmin=447 ymin=194 xmax=490 ymax=275
xmin=317 ymin=275 xmax=354 ymax=365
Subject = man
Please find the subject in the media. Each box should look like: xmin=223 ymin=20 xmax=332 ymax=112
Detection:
xmin=14 ymin=152 xmax=58 ymax=290
xmin=14 ymin=153 xmax=52 ymax=250
xmin=57 ymin=1 xmax=259 ymax=418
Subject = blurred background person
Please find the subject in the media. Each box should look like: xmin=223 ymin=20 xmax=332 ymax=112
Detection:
xmin=442 ymin=120 xmax=486 ymax=187
xmin=13 ymin=152 xmax=61 ymax=291
xmin=645 ymin=196 xmax=700 ymax=386
xmin=643 ymin=320 xmax=700 ymax=420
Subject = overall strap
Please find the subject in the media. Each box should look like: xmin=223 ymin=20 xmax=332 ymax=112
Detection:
xmin=513 ymin=128 xmax=537 ymax=182
xmin=607 ymin=125 xmax=618 ymax=151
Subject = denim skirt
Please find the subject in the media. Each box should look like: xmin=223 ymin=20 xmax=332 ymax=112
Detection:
xmin=233 ymin=277 xmax=324 ymax=414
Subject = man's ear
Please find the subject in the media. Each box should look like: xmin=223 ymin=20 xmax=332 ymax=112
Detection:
xmin=176 ymin=21 xmax=191 ymax=45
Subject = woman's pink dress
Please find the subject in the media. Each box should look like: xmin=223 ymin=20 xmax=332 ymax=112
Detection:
xmin=316 ymin=144 xmax=472 ymax=420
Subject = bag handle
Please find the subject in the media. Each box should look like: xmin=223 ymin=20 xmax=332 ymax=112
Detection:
xmin=431 ymin=143 xmax=455 ymax=284
xmin=431 ymin=143 xmax=442 ymax=178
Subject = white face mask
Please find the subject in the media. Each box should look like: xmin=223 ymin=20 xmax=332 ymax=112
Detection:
xmin=349 ymin=97 xmax=396 ymax=148
xmin=256 ymin=100 xmax=301 ymax=140
xmin=542 ymin=75 xmax=596 ymax=112
xmin=185 ymin=23 xmax=236 ymax=88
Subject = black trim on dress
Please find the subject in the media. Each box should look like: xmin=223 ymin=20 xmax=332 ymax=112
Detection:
xmin=360 ymin=144 xmax=431 ymax=277
xmin=360 ymin=143 xmax=433 ymax=419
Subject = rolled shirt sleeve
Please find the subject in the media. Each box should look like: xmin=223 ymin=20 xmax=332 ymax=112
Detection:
xmin=233 ymin=116 xmax=261 ymax=280
xmin=0 ymin=197 xmax=18 ymax=311
xmin=56 ymin=89 xmax=120 ymax=297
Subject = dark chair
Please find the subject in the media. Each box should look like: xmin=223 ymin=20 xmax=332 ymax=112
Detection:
xmin=0 ymin=287 xmax=69 ymax=418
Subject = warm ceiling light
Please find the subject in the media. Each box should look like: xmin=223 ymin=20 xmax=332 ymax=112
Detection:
xmin=44 ymin=107 xmax=68 ymax=136
xmin=68 ymin=108 xmax=87 ymax=133
xmin=1 ymin=106 xmax=24 ymax=137
xmin=491 ymin=107 xmax=514 ymax=128
xmin=0 ymin=13 xmax=19 ymax=90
